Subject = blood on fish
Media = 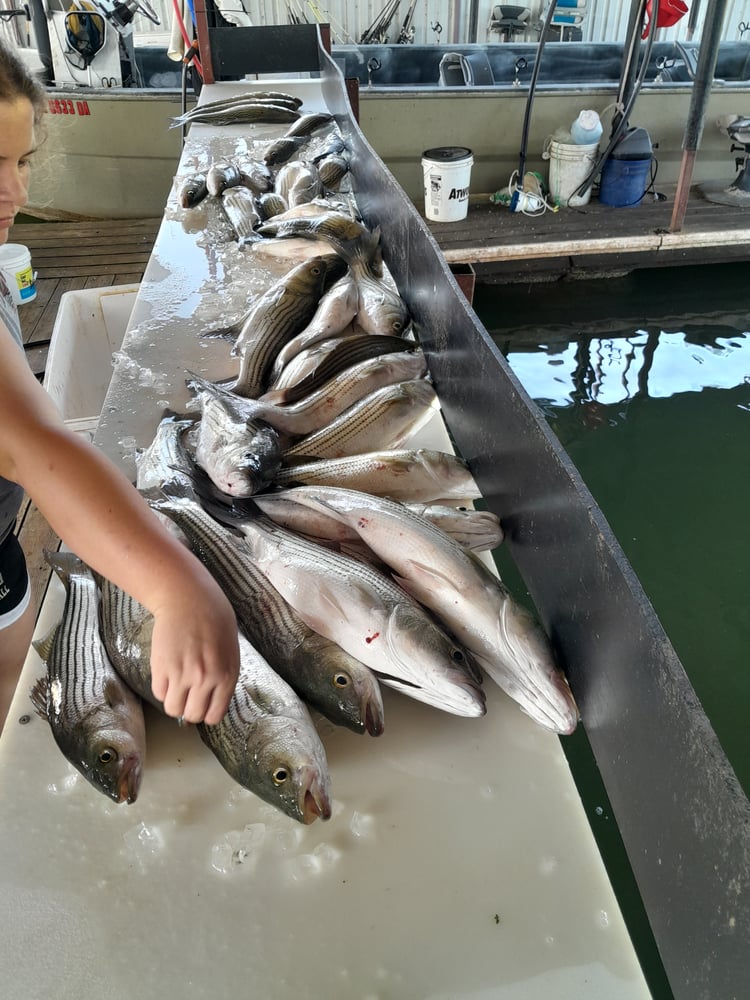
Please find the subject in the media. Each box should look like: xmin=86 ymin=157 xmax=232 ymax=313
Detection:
xmin=365 ymin=632 xmax=380 ymax=644
xmin=358 ymin=517 xmax=370 ymax=528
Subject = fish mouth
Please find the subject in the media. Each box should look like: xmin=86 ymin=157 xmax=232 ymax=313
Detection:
xmin=300 ymin=772 xmax=332 ymax=824
xmin=365 ymin=696 xmax=385 ymax=737
xmin=117 ymin=754 xmax=143 ymax=805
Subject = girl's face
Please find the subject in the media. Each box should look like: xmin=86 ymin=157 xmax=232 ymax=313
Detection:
xmin=0 ymin=97 xmax=36 ymax=244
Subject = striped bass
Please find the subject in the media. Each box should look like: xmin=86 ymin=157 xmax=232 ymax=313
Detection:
xmin=148 ymin=482 xmax=385 ymax=737
xmin=186 ymin=372 xmax=282 ymax=497
xmin=198 ymin=499 xmax=486 ymax=718
xmin=277 ymin=487 xmax=579 ymax=735
xmin=275 ymin=448 xmax=482 ymax=502
xmin=30 ymin=551 xmax=146 ymax=804
xmin=135 ymin=412 xmax=195 ymax=491
xmin=269 ymin=274 xmax=359 ymax=379
xmin=97 ymin=579 xmax=332 ymax=823
xmin=169 ymin=103 xmax=301 ymax=128
xmin=281 ymin=380 xmax=440 ymax=461
xmin=242 ymin=352 xmax=428 ymax=439
xmin=221 ymin=187 xmax=262 ymax=246
xmin=263 ymin=333 xmax=415 ymax=403
xmin=229 ymin=256 xmax=331 ymax=399
xmin=252 ymin=492 xmax=503 ymax=552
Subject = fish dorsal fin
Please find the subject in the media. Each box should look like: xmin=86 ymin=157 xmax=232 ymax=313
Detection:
xmin=32 ymin=624 xmax=58 ymax=663
xmin=29 ymin=675 xmax=49 ymax=719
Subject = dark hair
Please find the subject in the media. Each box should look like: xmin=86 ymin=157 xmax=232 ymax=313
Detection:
xmin=0 ymin=40 xmax=47 ymax=124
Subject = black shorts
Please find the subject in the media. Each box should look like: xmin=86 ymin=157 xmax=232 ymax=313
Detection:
xmin=0 ymin=527 xmax=30 ymax=628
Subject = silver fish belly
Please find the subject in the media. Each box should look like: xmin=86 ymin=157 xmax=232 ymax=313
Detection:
xmin=276 ymin=487 xmax=579 ymax=735
xmin=219 ymin=515 xmax=485 ymax=718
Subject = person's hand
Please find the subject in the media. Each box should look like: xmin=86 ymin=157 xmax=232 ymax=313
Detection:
xmin=149 ymin=577 xmax=240 ymax=725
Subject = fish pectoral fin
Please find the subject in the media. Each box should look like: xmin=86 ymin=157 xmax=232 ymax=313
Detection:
xmin=31 ymin=624 xmax=58 ymax=664
xmin=392 ymin=560 xmax=457 ymax=597
xmin=103 ymin=675 xmax=129 ymax=710
xmin=29 ymin=675 xmax=49 ymax=719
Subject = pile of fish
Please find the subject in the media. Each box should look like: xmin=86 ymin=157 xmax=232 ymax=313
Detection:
xmin=30 ymin=90 xmax=579 ymax=823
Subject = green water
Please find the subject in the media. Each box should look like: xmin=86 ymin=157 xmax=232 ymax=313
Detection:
xmin=473 ymin=260 xmax=750 ymax=1000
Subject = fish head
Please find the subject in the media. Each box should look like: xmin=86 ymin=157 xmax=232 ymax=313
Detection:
xmin=244 ymin=715 xmax=332 ymax=824
xmin=383 ymin=605 xmax=486 ymax=718
xmin=56 ymin=709 xmax=146 ymax=805
xmin=302 ymin=633 xmax=385 ymax=737
xmin=487 ymin=602 xmax=580 ymax=736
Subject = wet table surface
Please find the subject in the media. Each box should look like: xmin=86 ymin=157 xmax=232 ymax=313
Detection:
xmin=0 ymin=79 xmax=651 ymax=1000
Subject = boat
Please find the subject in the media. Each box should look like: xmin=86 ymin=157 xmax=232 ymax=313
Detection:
xmin=2 ymin=0 xmax=749 ymax=218
xmin=1 ymin=22 xmax=748 ymax=998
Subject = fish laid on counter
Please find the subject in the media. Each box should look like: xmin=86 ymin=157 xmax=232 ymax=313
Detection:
xmin=229 ymin=255 xmax=334 ymax=398
xmin=149 ymin=480 xmax=385 ymax=737
xmin=135 ymin=411 xmax=195 ymax=491
xmin=186 ymin=371 xmax=282 ymax=497
xmin=263 ymin=333 xmax=417 ymax=402
xmin=29 ymin=551 xmax=146 ymax=805
xmin=276 ymin=486 xmax=579 ymax=735
xmin=265 ymin=136 xmax=310 ymax=167
xmin=177 ymin=172 xmax=208 ymax=209
xmin=243 ymin=351 xmax=429 ymax=440
xmin=252 ymin=491 xmax=503 ymax=553
xmin=199 ymin=631 xmax=332 ymax=824
xmin=97 ymin=578 xmax=333 ymax=823
xmin=221 ymin=187 xmax=262 ymax=246
xmin=197 ymin=492 xmax=486 ymax=718
xmin=275 ymin=447 xmax=482 ymax=502
xmin=281 ymin=380 xmax=440 ymax=461
xmin=169 ymin=91 xmax=302 ymax=128
xmin=269 ymin=273 xmax=359 ymax=377
xmin=283 ymin=111 xmax=334 ymax=138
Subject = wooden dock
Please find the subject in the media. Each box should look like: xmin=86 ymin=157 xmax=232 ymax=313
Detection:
xmin=424 ymin=182 xmax=750 ymax=281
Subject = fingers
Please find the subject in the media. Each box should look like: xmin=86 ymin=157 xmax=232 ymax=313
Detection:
xmin=156 ymin=671 xmax=234 ymax=726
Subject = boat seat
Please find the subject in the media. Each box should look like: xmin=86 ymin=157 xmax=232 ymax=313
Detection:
xmin=438 ymin=51 xmax=494 ymax=87
xmin=488 ymin=6 xmax=531 ymax=42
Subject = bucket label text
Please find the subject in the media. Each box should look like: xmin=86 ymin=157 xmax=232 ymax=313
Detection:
xmin=449 ymin=187 xmax=469 ymax=201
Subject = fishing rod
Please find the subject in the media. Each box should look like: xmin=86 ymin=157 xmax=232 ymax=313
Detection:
xmin=359 ymin=0 xmax=400 ymax=45
xmin=515 ymin=0 xmax=559 ymax=184
xmin=397 ymin=0 xmax=418 ymax=43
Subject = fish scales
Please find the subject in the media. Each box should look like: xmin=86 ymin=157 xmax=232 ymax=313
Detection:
xmin=232 ymin=257 xmax=330 ymax=398
xmin=274 ymin=448 xmax=482 ymax=502
xmin=245 ymin=351 xmax=429 ymax=439
xmin=210 ymin=511 xmax=485 ymax=717
xmin=280 ymin=487 xmax=579 ymax=735
xmin=151 ymin=488 xmax=384 ymax=735
xmin=282 ymin=380 xmax=439 ymax=460
xmin=265 ymin=333 xmax=414 ymax=402
xmin=32 ymin=552 xmax=146 ymax=804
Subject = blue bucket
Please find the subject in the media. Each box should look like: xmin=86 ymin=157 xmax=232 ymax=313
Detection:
xmin=598 ymin=157 xmax=652 ymax=207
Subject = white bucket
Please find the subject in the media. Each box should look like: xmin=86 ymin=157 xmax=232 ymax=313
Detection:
xmin=546 ymin=141 xmax=599 ymax=208
xmin=421 ymin=146 xmax=474 ymax=222
xmin=0 ymin=243 xmax=36 ymax=304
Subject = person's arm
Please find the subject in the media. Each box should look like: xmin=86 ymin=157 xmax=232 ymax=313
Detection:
xmin=0 ymin=322 xmax=239 ymax=724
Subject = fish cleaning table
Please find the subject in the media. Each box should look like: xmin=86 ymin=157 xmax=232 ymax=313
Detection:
xmin=0 ymin=78 xmax=651 ymax=999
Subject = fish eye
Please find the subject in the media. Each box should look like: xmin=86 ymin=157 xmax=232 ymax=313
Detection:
xmin=272 ymin=766 xmax=289 ymax=785
xmin=451 ymin=649 xmax=465 ymax=663
xmin=311 ymin=265 xmax=323 ymax=276
xmin=393 ymin=320 xmax=403 ymax=332
xmin=333 ymin=672 xmax=350 ymax=688
xmin=99 ymin=747 xmax=118 ymax=764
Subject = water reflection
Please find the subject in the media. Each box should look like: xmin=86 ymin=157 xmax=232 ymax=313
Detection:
xmin=506 ymin=328 xmax=750 ymax=410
